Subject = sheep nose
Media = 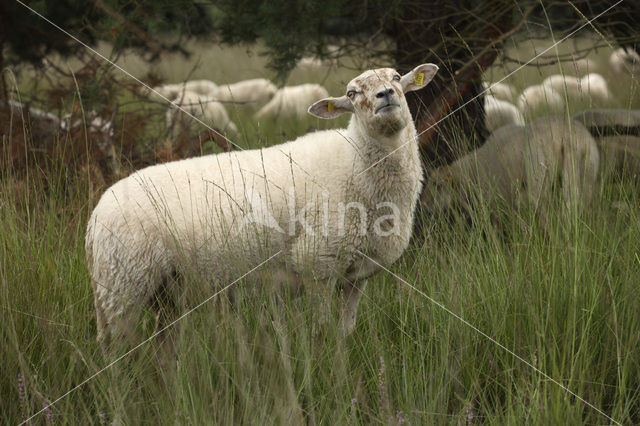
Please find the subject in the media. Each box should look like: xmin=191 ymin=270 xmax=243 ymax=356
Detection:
xmin=376 ymin=88 xmax=394 ymax=98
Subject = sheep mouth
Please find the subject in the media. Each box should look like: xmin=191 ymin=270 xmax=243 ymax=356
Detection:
xmin=375 ymin=103 xmax=400 ymax=114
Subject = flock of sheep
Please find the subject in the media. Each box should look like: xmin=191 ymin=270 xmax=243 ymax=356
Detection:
xmin=483 ymin=47 xmax=638 ymax=132
xmin=152 ymin=77 xmax=330 ymax=140
xmin=427 ymin=47 xmax=639 ymax=221
xmin=84 ymin=47 xmax=639 ymax=356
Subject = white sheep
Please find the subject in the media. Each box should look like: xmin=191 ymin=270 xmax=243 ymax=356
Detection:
xmin=516 ymin=84 xmax=565 ymax=118
xmin=86 ymin=63 xmax=438 ymax=350
xmin=610 ymin=47 xmax=640 ymax=76
xmin=165 ymin=90 xmax=238 ymax=139
xmin=484 ymin=95 xmax=525 ymax=132
xmin=580 ymin=73 xmax=612 ymax=104
xmin=297 ymin=57 xmax=325 ymax=68
xmin=297 ymin=56 xmax=338 ymax=69
xmin=152 ymin=79 xmax=218 ymax=100
xmin=542 ymin=73 xmax=611 ymax=105
xmin=482 ymin=81 xmax=516 ymax=102
xmin=182 ymin=80 xmax=219 ymax=96
xmin=542 ymin=74 xmax=581 ymax=96
xmin=214 ymin=78 xmax=277 ymax=111
xmin=255 ymin=84 xmax=329 ymax=120
xmin=422 ymin=117 xmax=599 ymax=220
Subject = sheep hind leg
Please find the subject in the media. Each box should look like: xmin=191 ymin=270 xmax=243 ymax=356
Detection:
xmin=95 ymin=296 xmax=110 ymax=351
xmin=561 ymin=143 xmax=599 ymax=213
xmin=96 ymin=299 xmax=146 ymax=358
xmin=94 ymin=271 xmax=164 ymax=357
xmin=525 ymin=168 xmax=552 ymax=233
xmin=150 ymin=270 xmax=183 ymax=379
xmin=339 ymin=279 xmax=368 ymax=336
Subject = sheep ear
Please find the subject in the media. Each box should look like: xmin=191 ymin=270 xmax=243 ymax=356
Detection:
xmin=308 ymin=96 xmax=353 ymax=119
xmin=400 ymin=63 xmax=439 ymax=93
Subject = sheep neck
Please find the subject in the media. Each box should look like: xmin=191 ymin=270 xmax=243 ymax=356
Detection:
xmin=346 ymin=116 xmax=422 ymax=203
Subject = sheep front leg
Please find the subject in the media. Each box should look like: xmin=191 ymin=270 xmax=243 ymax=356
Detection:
xmin=339 ymin=279 xmax=368 ymax=335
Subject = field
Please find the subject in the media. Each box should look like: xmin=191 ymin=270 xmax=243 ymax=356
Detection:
xmin=2 ymin=35 xmax=640 ymax=425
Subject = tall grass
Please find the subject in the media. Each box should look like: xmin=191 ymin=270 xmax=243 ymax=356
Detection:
xmin=2 ymin=39 xmax=640 ymax=425
xmin=3 ymin=126 xmax=640 ymax=425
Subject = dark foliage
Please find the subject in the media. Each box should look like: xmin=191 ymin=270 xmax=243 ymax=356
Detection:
xmin=0 ymin=0 xmax=214 ymax=68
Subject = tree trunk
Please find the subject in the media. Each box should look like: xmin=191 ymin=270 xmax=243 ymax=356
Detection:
xmin=391 ymin=0 xmax=513 ymax=169
xmin=0 ymin=40 xmax=7 ymax=103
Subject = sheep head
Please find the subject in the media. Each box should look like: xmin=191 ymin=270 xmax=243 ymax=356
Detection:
xmin=308 ymin=64 xmax=438 ymax=138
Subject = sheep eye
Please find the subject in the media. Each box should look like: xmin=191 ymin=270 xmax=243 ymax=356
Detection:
xmin=347 ymin=90 xmax=357 ymax=99
xmin=393 ymin=75 xmax=401 ymax=81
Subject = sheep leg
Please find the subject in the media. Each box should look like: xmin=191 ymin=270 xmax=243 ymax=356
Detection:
xmin=152 ymin=305 xmax=180 ymax=384
xmin=525 ymin=167 xmax=551 ymax=230
xmin=152 ymin=271 xmax=182 ymax=366
xmin=563 ymin=148 xmax=598 ymax=210
xmin=95 ymin=297 xmax=109 ymax=348
xmin=94 ymin=266 xmax=166 ymax=356
xmin=561 ymin=156 xmax=580 ymax=213
xmin=96 ymin=297 xmax=145 ymax=356
xmin=339 ymin=279 xmax=368 ymax=335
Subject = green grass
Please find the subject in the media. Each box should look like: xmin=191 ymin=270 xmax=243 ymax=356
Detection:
xmin=2 ymin=37 xmax=640 ymax=425
xmin=3 ymin=144 xmax=640 ymax=424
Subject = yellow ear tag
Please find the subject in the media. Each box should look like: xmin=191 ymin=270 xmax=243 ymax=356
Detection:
xmin=327 ymin=101 xmax=334 ymax=112
xmin=413 ymin=72 xmax=424 ymax=86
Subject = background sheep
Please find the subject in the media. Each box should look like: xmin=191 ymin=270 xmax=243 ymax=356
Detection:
xmin=297 ymin=54 xmax=338 ymax=69
xmin=152 ymin=79 xmax=218 ymax=100
xmin=255 ymin=84 xmax=329 ymax=120
xmin=610 ymin=47 xmax=640 ymax=76
xmin=165 ymin=90 xmax=238 ymax=140
xmin=580 ymin=73 xmax=612 ymax=104
xmin=297 ymin=57 xmax=324 ymax=69
xmin=542 ymin=73 xmax=611 ymax=106
xmin=482 ymin=81 xmax=516 ymax=102
xmin=214 ymin=78 xmax=277 ymax=111
xmin=86 ymin=63 xmax=438 ymax=351
xmin=542 ymin=74 xmax=581 ymax=97
xmin=572 ymin=109 xmax=640 ymax=177
xmin=484 ymin=94 xmax=525 ymax=132
xmin=516 ymin=84 xmax=565 ymax=118
xmin=422 ymin=117 xmax=600 ymax=222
